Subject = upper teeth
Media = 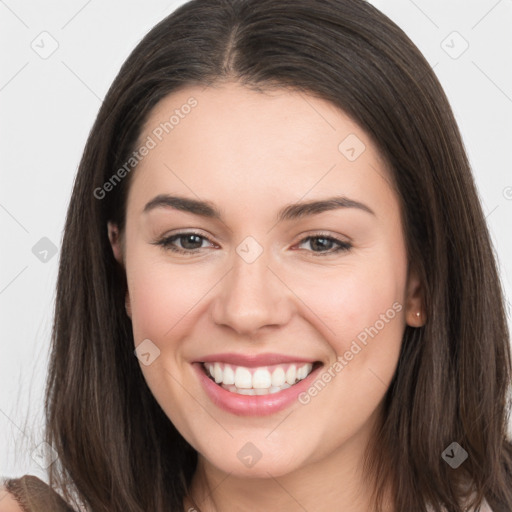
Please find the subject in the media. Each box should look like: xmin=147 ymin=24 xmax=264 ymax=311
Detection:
xmin=204 ymin=362 xmax=314 ymax=389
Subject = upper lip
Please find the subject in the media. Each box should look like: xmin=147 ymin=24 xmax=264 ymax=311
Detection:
xmin=197 ymin=353 xmax=319 ymax=367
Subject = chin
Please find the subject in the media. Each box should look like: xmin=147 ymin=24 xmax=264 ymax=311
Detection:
xmin=196 ymin=438 xmax=313 ymax=479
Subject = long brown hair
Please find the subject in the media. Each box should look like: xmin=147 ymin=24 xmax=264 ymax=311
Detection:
xmin=45 ymin=0 xmax=512 ymax=510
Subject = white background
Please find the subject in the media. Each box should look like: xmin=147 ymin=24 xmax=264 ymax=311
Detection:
xmin=1 ymin=0 xmax=511 ymax=480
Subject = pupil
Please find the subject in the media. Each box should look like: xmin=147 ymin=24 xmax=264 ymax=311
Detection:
xmin=182 ymin=234 xmax=201 ymax=249
xmin=311 ymin=237 xmax=331 ymax=251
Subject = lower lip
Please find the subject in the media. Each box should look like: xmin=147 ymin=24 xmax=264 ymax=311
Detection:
xmin=193 ymin=362 xmax=322 ymax=416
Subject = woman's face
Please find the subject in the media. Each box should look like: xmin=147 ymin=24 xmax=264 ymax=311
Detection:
xmin=109 ymin=82 xmax=423 ymax=479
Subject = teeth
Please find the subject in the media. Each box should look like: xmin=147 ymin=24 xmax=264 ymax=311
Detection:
xmin=214 ymin=362 xmax=223 ymax=384
xmin=203 ymin=362 xmax=314 ymax=395
xmin=271 ymin=367 xmax=286 ymax=387
xmin=297 ymin=365 xmax=308 ymax=380
xmin=237 ymin=388 xmax=255 ymax=395
xmin=234 ymin=367 xmax=252 ymax=389
xmin=223 ymin=365 xmax=235 ymax=385
xmin=252 ymin=368 xmax=272 ymax=389
xmin=285 ymin=365 xmax=297 ymax=385
xmin=221 ymin=381 xmax=293 ymax=395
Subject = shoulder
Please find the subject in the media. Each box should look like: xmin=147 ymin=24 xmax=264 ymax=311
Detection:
xmin=426 ymin=496 xmax=495 ymax=512
xmin=0 ymin=483 xmax=23 ymax=512
xmin=471 ymin=499 xmax=493 ymax=512
xmin=0 ymin=475 xmax=75 ymax=512
xmin=479 ymin=498 xmax=494 ymax=512
xmin=461 ymin=496 xmax=494 ymax=512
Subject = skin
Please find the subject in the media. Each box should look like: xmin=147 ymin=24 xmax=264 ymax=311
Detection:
xmin=108 ymin=82 xmax=424 ymax=512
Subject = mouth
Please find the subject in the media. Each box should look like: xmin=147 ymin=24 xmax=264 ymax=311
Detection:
xmin=201 ymin=361 xmax=323 ymax=396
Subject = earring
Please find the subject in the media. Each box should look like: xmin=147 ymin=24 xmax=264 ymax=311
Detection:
xmin=416 ymin=311 xmax=421 ymax=317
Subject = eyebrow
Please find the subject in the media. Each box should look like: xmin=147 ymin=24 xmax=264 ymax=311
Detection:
xmin=143 ymin=194 xmax=375 ymax=221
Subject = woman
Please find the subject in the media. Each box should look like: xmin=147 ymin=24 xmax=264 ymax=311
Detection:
xmin=2 ymin=0 xmax=511 ymax=510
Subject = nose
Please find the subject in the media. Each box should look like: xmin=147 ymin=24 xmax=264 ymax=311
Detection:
xmin=210 ymin=247 xmax=293 ymax=336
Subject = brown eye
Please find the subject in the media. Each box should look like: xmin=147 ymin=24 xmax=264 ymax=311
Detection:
xmin=296 ymin=235 xmax=352 ymax=256
xmin=155 ymin=232 xmax=214 ymax=254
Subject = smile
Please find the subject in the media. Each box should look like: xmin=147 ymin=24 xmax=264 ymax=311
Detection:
xmin=202 ymin=362 xmax=315 ymax=395
xmin=194 ymin=353 xmax=324 ymax=416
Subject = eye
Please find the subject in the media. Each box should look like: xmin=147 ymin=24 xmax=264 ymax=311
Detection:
xmin=295 ymin=234 xmax=352 ymax=256
xmin=154 ymin=231 xmax=215 ymax=254
xmin=153 ymin=231 xmax=352 ymax=257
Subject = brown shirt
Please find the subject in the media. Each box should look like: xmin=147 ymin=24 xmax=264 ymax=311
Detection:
xmin=1 ymin=474 xmax=496 ymax=511
xmin=1 ymin=475 xmax=75 ymax=512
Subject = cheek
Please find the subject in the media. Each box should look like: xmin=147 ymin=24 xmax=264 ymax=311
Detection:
xmin=293 ymin=251 xmax=408 ymax=414
xmin=126 ymin=250 xmax=214 ymax=343
xmin=334 ymin=256 xmax=407 ymax=394
xmin=124 ymin=250 xmax=212 ymax=434
xmin=295 ymin=253 xmax=407 ymax=353
xmin=289 ymin=255 xmax=406 ymax=436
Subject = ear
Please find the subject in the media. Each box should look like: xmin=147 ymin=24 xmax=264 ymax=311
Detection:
xmin=107 ymin=222 xmax=131 ymax=318
xmin=405 ymin=266 xmax=425 ymax=327
xmin=107 ymin=221 xmax=124 ymax=265
xmin=124 ymin=292 xmax=132 ymax=318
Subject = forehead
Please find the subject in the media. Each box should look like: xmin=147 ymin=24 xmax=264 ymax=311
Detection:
xmin=127 ymin=82 xmax=396 ymax=219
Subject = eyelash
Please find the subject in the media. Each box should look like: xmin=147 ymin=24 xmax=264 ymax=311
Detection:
xmin=153 ymin=231 xmax=352 ymax=257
